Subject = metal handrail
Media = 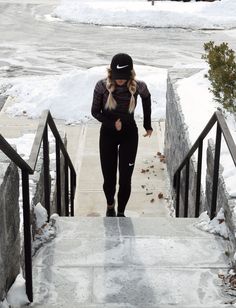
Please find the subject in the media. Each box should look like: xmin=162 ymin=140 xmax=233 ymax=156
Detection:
xmin=0 ymin=110 xmax=76 ymax=302
xmin=173 ymin=110 xmax=236 ymax=219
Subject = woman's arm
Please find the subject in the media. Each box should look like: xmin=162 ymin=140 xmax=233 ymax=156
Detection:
xmin=142 ymin=94 xmax=153 ymax=132
xmin=137 ymin=81 xmax=153 ymax=132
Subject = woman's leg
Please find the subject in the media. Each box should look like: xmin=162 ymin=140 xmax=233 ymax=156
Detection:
xmin=99 ymin=128 xmax=118 ymax=207
xmin=117 ymin=128 xmax=138 ymax=214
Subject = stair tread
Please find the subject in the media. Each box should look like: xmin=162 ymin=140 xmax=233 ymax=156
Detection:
xmin=55 ymin=216 xmax=220 ymax=239
xmin=31 ymin=216 xmax=231 ymax=307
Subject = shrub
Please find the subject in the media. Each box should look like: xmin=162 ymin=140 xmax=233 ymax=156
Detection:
xmin=202 ymin=41 xmax=236 ymax=113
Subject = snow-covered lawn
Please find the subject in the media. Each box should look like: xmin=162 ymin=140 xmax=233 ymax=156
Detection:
xmin=52 ymin=0 xmax=236 ymax=30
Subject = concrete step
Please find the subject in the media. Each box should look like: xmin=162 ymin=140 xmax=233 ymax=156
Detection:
xmin=31 ymin=304 xmax=234 ymax=308
xmin=31 ymin=217 xmax=232 ymax=307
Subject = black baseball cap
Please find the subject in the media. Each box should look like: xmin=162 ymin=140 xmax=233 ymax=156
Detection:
xmin=110 ymin=53 xmax=133 ymax=80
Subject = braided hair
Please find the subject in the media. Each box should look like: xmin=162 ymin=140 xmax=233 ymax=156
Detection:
xmin=105 ymin=68 xmax=137 ymax=113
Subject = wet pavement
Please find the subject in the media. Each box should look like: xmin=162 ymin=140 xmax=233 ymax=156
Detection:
xmin=0 ymin=0 xmax=236 ymax=78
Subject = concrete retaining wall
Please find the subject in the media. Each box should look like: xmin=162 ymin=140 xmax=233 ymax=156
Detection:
xmin=165 ymin=69 xmax=204 ymax=217
xmin=0 ymin=152 xmax=20 ymax=301
xmin=165 ymin=68 xmax=236 ymax=264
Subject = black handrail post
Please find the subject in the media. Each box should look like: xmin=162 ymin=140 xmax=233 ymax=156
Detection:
xmin=195 ymin=139 xmax=203 ymax=217
xmin=56 ymin=139 xmax=61 ymax=216
xmin=175 ymin=171 xmax=181 ymax=217
xmin=70 ymin=169 xmax=75 ymax=216
xmin=211 ymin=122 xmax=222 ymax=219
xmin=184 ymin=159 xmax=190 ymax=217
xmin=73 ymin=170 xmax=76 ymax=216
xmin=64 ymin=157 xmax=69 ymax=216
xmin=43 ymin=125 xmax=50 ymax=220
xmin=21 ymin=170 xmax=33 ymax=302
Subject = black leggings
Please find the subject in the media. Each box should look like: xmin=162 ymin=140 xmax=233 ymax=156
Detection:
xmin=99 ymin=125 xmax=138 ymax=213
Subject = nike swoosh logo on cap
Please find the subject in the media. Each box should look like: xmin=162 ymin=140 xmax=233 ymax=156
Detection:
xmin=117 ymin=64 xmax=129 ymax=69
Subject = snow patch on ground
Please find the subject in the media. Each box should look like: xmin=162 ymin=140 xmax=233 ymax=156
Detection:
xmin=177 ymin=69 xmax=236 ymax=198
xmin=0 ymin=65 xmax=167 ymax=123
xmin=195 ymin=208 xmax=229 ymax=239
xmin=4 ymin=274 xmax=30 ymax=307
xmin=52 ymin=0 xmax=236 ymax=30
xmin=32 ymin=213 xmax=59 ymax=256
xmin=34 ymin=202 xmax=48 ymax=229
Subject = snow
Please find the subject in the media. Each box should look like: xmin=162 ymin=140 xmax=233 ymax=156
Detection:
xmin=5 ymin=274 xmax=30 ymax=307
xmin=195 ymin=208 xmax=229 ymax=239
xmin=1 ymin=65 xmax=167 ymax=123
xmin=6 ymin=133 xmax=35 ymax=160
xmin=1 ymin=0 xmax=236 ymax=305
xmin=34 ymin=202 xmax=48 ymax=229
xmin=32 ymin=213 xmax=58 ymax=256
xmin=176 ymin=69 xmax=236 ymax=197
xmin=52 ymin=0 xmax=236 ymax=30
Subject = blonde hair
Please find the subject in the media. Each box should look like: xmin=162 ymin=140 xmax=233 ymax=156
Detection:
xmin=105 ymin=68 xmax=137 ymax=113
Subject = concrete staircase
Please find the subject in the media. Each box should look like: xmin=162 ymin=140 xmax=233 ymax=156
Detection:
xmin=31 ymin=121 xmax=232 ymax=307
xmin=0 ymin=107 xmax=232 ymax=307
xmin=32 ymin=216 xmax=231 ymax=307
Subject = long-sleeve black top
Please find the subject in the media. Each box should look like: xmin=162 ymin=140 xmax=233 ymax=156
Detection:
xmin=91 ymin=79 xmax=153 ymax=131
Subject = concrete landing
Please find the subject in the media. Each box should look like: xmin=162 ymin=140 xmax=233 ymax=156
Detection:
xmin=69 ymin=120 xmax=171 ymax=218
xmin=31 ymin=217 xmax=231 ymax=308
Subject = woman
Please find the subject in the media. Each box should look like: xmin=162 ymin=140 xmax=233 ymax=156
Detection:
xmin=91 ymin=53 xmax=153 ymax=217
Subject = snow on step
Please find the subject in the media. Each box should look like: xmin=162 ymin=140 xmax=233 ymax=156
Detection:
xmin=31 ymin=217 xmax=231 ymax=307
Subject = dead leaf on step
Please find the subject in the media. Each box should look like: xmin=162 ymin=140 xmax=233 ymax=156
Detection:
xmin=160 ymin=155 xmax=166 ymax=163
xmin=150 ymin=198 xmax=155 ymax=203
xmin=157 ymin=152 xmax=162 ymax=156
xmin=35 ymin=229 xmax=43 ymax=235
xmin=158 ymin=192 xmax=164 ymax=199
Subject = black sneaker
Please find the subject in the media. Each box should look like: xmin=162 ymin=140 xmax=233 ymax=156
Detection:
xmin=106 ymin=207 xmax=116 ymax=217
xmin=117 ymin=212 xmax=126 ymax=217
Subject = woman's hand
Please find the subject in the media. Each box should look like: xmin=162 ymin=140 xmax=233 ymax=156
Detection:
xmin=115 ymin=119 xmax=122 ymax=131
xmin=143 ymin=129 xmax=153 ymax=137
